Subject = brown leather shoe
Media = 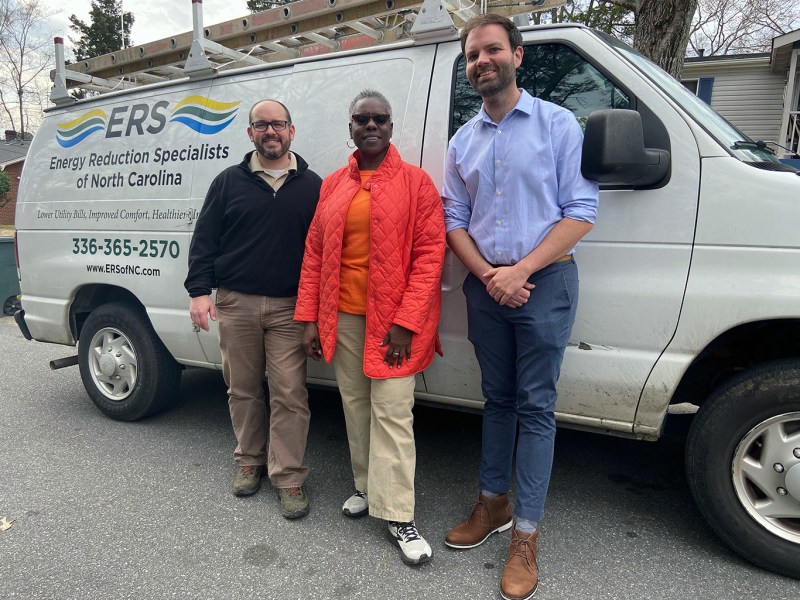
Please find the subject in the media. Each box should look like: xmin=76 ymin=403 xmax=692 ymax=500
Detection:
xmin=500 ymin=528 xmax=539 ymax=600
xmin=444 ymin=493 xmax=513 ymax=549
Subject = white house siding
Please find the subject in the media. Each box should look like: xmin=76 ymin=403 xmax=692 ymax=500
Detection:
xmin=682 ymin=56 xmax=787 ymax=145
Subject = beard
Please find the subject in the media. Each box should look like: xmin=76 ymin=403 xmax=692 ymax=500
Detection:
xmin=468 ymin=60 xmax=517 ymax=98
xmin=254 ymin=135 xmax=290 ymax=161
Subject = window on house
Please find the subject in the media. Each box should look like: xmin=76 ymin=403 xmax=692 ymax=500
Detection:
xmin=681 ymin=77 xmax=714 ymax=105
xmin=696 ymin=77 xmax=714 ymax=104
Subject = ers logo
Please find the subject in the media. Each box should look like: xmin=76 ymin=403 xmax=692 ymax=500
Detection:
xmin=105 ymin=100 xmax=169 ymax=138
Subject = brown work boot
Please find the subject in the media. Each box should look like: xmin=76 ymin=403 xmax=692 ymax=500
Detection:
xmin=232 ymin=464 xmax=265 ymax=497
xmin=444 ymin=493 xmax=513 ymax=549
xmin=500 ymin=528 xmax=539 ymax=600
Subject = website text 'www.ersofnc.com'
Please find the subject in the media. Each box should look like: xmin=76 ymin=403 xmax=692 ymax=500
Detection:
xmin=86 ymin=264 xmax=162 ymax=277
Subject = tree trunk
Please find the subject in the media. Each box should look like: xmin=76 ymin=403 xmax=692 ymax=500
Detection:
xmin=17 ymin=86 xmax=24 ymax=140
xmin=633 ymin=0 xmax=698 ymax=79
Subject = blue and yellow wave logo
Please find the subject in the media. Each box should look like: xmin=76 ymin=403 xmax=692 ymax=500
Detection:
xmin=170 ymin=96 xmax=240 ymax=135
xmin=54 ymin=96 xmax=240 ymax=146
xmin=56 ymin=109 xmax=107 ymax=148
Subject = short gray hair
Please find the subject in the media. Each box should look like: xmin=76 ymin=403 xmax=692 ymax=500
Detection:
xmin=349 ymin=89 xmax=392 ymax=117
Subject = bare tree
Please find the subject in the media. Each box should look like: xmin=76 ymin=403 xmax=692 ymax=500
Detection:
xmin=0 ymin=0 xmax=54 ymax=138
xmin=1 ymin=0 xmax=13 ymax=40
xmin=531 ymin=0 xmax=798 ymax=70
xmin=689 ymin=0 xmax=800 ymax=56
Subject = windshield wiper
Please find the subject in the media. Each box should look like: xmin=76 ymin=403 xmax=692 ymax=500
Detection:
xmin=732 ymin=140 xmax=776 ymax=154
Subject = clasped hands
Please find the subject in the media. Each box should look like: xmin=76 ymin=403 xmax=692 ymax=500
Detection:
xmin=483 ymin=264 xmax=535 ymax=308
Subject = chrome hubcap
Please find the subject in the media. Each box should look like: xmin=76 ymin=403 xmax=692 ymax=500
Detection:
xmin=86 ymin=327 xmax=138 ymax=401
xmin=732 ymin=412 xmax=800 ymax=544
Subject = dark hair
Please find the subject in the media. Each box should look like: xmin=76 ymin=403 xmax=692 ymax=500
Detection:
xmin=248 ymin=99 xmax=292 ymax=124
xmin=459 ymin=14 xmax=523 ymax=54
xmin=349 ymin=89 xmax=392 ymax=118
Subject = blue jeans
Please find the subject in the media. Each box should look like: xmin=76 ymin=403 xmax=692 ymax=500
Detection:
xmin=463 ymin=258 xmax=578 ymax=521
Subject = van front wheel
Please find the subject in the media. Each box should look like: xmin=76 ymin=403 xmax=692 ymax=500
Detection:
xmin=78 ymin=303 xmax=181 ymax=421
xmin=685 ymin=359 xmax=800 ymax=579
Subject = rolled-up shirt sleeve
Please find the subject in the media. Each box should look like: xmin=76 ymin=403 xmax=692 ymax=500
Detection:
xmin=442 ymin=141 xmax=473 ymax=233
xmin=554 ymin=111 xmax=599 ymax=224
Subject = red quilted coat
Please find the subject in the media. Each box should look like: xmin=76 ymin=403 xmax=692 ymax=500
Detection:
xmin=294 ymin=144 xmax=445 ymax=378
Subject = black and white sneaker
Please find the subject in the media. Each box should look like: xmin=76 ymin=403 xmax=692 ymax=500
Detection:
xmin=387 ymin=520 xmax=433 ymax=566
xmin=342 ymin=491 xmax=369 ymax=518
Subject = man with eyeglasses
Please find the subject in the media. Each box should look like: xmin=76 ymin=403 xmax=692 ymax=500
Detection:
xmin=185 ymin=99 xmax=321 ymax=519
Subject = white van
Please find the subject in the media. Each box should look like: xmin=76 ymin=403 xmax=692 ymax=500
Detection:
xmin=13 ymin=0 xmax=800 ymax=579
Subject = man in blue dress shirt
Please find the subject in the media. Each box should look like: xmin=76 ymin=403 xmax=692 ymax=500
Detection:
xmin=441 ymin=14 xmax=599 ymax=600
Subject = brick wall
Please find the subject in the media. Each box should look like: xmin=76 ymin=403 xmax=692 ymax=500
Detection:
xmin=0 ymin=161 xmax=23 ymax=226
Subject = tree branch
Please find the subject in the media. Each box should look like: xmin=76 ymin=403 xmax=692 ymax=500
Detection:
xmin=603 ymin=0 xmax=637 ymax=12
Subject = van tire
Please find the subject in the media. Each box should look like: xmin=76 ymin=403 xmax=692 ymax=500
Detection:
xmin=685 ymin=359 xmax=800 ymax=579
xmin=3 ymin=295 xmax=20 ymax=316
xmin=78 ymin=302 xmax=181 ymax=421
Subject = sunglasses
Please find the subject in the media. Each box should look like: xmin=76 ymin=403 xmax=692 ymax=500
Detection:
xmin=351 ymin=113 xmax=391 ymax=126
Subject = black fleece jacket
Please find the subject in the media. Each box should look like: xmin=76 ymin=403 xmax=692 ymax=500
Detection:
xmin=184 ymin=151 xmax=321 ymax=298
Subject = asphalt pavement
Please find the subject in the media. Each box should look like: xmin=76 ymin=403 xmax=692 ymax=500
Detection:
xmin=1 ymin=316 xmax=797 ymax=599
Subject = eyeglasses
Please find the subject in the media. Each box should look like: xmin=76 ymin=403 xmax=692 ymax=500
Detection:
xmin=351 ymin=114 xmax=391 ymax=126
xmin=250 ymin=120 xmax=290 ymax=132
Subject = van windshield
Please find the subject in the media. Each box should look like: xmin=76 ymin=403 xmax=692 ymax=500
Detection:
xmin=596 ymin=31 xmax=784 ymax=166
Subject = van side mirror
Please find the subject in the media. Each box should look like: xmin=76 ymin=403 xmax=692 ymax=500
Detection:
xmin=581 ymin=109 xmax=670 ymax=187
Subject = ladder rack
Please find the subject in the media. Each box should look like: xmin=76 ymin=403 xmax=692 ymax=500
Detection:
xmin=51 ymin=0 xmax=566 ymax=105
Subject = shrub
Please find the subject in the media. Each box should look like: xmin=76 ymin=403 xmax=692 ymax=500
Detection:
xmin=0 ymin=171 xmax=10 ymax=207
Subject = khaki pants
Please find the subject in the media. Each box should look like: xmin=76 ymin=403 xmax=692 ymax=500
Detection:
xmin=216 ymin=288 xmax=309 ymax=488
xmin=333 ymin=312 xmax=416 ymax=522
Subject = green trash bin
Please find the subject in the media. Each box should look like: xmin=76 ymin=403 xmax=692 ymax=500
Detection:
xmin=0 ymin=236 xmax=21 ymax=315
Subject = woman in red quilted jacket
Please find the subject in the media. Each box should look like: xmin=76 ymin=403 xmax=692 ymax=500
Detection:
xmin=294 ymin=89 xmax=445 ymax=566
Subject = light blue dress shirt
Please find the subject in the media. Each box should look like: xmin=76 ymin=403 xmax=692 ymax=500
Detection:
xmin=442 ymin=90 xmax=599 ymax=265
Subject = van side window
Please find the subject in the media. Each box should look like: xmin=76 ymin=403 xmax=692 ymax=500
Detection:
xmin=452 ymin=42 xmax=631 ymax=135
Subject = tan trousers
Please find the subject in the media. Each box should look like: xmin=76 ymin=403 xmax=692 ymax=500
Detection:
xmin=333 ymin=312 xmax=417 ymax=522
xmin=216 ymin=288 xmax=309 ymax=488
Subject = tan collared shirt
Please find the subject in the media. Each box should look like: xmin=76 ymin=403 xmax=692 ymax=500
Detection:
xmin=249 ymin=151 xmax=297 ymax=192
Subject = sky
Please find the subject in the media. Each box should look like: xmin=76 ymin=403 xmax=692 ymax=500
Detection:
xmin=43 ymin=0 xmax=253 ymax=52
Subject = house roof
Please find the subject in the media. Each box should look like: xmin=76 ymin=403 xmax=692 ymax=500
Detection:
xmin=0 ymin=139 xmax=30 ymax=169
xmin=681 ymin=28 xmax=799 ymax=74
xmin=771 ymin=28 xmax=800 ymax=72
xmin=682 ymin=53 xmax=772 ymax=78
xmin=684 ymin=52 xmax=770 ymax=64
